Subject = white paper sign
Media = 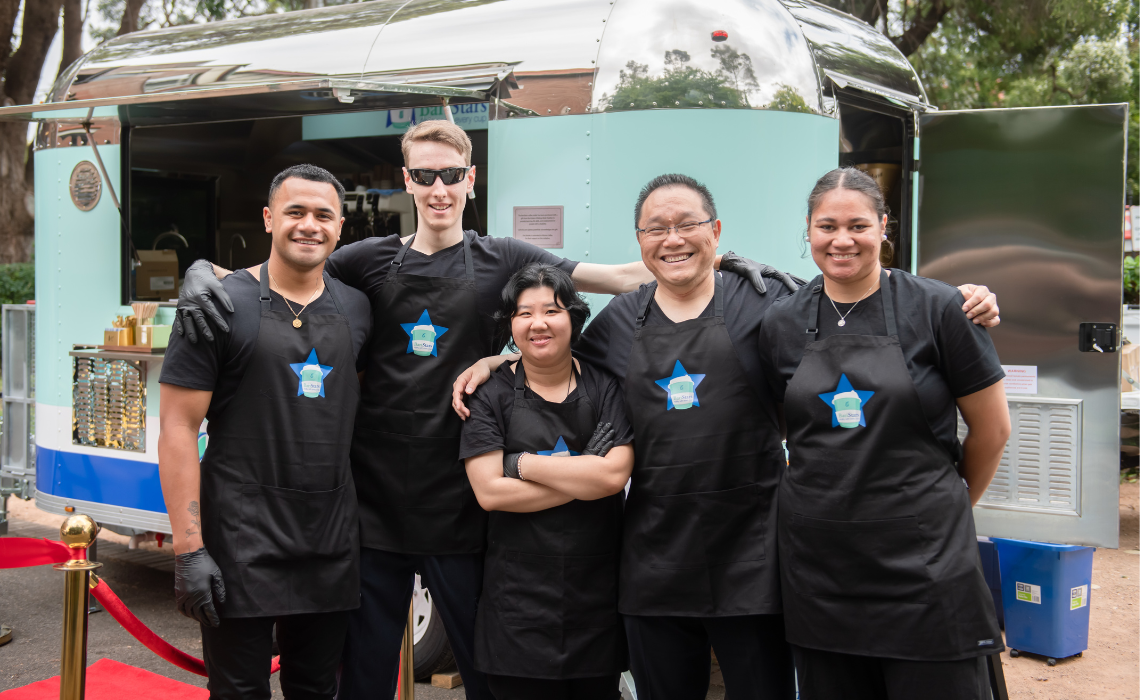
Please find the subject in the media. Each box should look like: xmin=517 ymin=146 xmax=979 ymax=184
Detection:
xmin=513 ymin=206 xmax=564 ymax=248
xmin=1002 ymin=365 xmax=1038 ymax=395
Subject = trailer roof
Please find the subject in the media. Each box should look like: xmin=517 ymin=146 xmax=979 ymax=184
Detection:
xmin=5 ymin=0 xmax=928 ymax=124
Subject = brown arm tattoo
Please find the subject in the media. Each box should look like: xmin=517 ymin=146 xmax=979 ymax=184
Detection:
xmin=186 ymin=500 xmax=201 ymax=538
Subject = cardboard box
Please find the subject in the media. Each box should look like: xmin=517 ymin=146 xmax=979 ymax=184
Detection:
xmin=135 ymin=324 xmax=171 ymax=349
xmin=136 ymin=250 xmax=179 ymax=300
xmin=104 ymin=328 xmax=132 ymax=346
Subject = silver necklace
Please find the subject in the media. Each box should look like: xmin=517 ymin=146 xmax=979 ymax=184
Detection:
xmin=829 ymin=281 xmax=878 ymax=327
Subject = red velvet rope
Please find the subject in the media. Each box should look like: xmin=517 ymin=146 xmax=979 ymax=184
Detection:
xmin=0 ymin=536 xmax=280 ymax=676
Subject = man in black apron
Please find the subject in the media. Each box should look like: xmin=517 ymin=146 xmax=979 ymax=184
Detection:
xmin=159 ymin=164 xmax=372 ymax=699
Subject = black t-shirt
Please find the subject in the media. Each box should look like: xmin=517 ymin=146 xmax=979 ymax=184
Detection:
xmin=159 ymin=269 xmax=373 ymax=422
xmin=573 ymin=272 xmax=794 ymax=429
xmin=757 ymin=269 xmax=1006 ymax=459
xmin=325 ymin=231 xmax=578 ymax=353
xmin=459 ymin=360 xmax=634 ymax=460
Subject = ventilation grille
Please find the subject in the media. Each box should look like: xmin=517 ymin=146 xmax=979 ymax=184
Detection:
xmin=73 ymin=357 xmax=146 ymax=452
xmin=957 ymin=397 xmax=1082 ymax=515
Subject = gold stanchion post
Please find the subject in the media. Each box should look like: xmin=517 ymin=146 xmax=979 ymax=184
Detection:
xmin=53 ymin=515 xmax=102 ymax=700
xmin=399 ymin=601 xmax=415 ymax=700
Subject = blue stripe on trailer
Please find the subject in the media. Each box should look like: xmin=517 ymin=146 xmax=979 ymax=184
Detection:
xmin=36 ymin=445 xmax=167 ymax=514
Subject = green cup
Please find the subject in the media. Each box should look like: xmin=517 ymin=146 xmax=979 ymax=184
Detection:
xmin=832 ymin=392 xmax=862 ymax=428
xmin=411 ymin=325 xmax=436 ymax=356
xmin=668 ymin=376 xmax=696 ymax=410
xmin=301 ymin=364 xmax=324 ymax=398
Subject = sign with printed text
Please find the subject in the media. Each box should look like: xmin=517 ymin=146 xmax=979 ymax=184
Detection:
xmin=1016 ymin=582 xmax=1041 ymax=604
xmin=513 ymin=206 xmax=564 ymax=249
xmin=1070 ymin=585 xmax=1088 ymax=610
xmin=1002 ymin=365 xmax=1038 ymax=395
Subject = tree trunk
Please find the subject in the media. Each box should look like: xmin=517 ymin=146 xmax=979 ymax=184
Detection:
xmin=892 ymin=0 xmax=951 ymax=56
xmin=117 ymin=0 xmax=146 ymax=36
xmin=0 ymin=0 xmax=64 ymax=264
xmin=58 ymin=0 xmax=83 ymax=80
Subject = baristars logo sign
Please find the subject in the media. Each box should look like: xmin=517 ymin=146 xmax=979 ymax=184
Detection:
xmin=654 ymin=360 xmax=705 ymax=410
xmin=817 ymin=373 xmax=875 ymax=428
xmin=400 ymin=310 xmax=448 ymax=357
xmin=290 ymin=348 xmax=333 ymax=398
xmin=537 ymin=436 xmax=579 ymax=457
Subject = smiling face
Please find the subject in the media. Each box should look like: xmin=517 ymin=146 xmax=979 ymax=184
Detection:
xmin=403 ymin=140 xmax=475 ymax=235
xmin=637 ymin=185 xmax=721 ymax=294
xmin=263 ymin=177 xmax=343 ymax=270
xmin=511 ymin=285 xmax=574 ymax=366
xmin=807 ymin=187 xmax=887 ymax=286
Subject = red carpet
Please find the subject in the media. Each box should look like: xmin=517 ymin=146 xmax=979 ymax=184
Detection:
xmin=0 ymin=658 xmax=208 ymax=699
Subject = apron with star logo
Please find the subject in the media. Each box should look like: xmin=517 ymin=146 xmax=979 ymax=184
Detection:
xmin=200 ymin=262 xmax=360 ymax=617
xmin=779 ymin=269 xmax=1002 ymax=660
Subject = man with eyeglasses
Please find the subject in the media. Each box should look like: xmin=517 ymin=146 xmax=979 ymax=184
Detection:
xmin=454 ymin=173 xmax=1000 ymax=700
xmin=174 ymin=124 xmax=788 ymax=699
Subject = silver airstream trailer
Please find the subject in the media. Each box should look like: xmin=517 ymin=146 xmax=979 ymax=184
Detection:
xmin=0 ymin=0 xmax=1127 ymax=675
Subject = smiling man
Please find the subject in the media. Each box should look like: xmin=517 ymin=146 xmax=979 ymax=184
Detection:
xmin=157 ymin=164 xmax=372 ymax=700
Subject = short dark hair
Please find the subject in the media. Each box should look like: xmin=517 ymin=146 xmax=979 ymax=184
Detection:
xmin=494 ymin=263 xmax=591 ymax=352
xmin=634 ymin=173 xmax=717 ymax=229
xmin=268 ymin=164 xmax=346 ymax=208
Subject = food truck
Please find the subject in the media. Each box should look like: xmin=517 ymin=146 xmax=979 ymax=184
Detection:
xmin=0 ymin=0 xmax=1127 ymax=676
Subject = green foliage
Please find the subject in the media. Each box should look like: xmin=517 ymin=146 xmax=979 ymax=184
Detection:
xmin=0 ymin=263 xmax=34 ymax=306
xmin=909 ymin=0 xmax=1138 ymax=200
xmin=766 ymin=85 xmax=814 ymax=114
xmin=1125 ymin=256 xmax=1139 ymax=304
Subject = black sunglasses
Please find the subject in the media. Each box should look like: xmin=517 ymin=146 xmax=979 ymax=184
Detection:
xmin=407 ymin=167 xmax=471 ymax=186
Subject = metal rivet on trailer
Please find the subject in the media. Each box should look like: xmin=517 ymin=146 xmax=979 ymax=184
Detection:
xmin=586 ymin=180 xmax=590 ymax=184
xmin=586 ymin=131 xmax=590 ymax=136
xmin=652 ymin=102 xmax=657 ymax=106
xmin=721 ymin=101 xmax=726 ymax=105
xmin=699 ymin=101 xmax=704 ymax=105
xmin=548 ymin=109 xmax=552 ymax=113
xmin=629 ymin=103 xmax=634 ymax=107
xmin=586 ymin=155 xmax=590 ymax=160
xmin=675 ymin=101 xmax=680 ymax=105
xmin=597 ymin=38 xmax=600 ymax=41
xmin=586 ymin=203 xmax=590 ymax=208
xmin=588 ymin=82 xmax=592 ymax=86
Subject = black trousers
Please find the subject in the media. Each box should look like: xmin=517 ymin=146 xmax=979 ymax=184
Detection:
xmin=338 ymin=547 xmax=490 ymax=700
xmin=485 ymin=673 xmax=620 ymax=700
xmin=624 ymin=614 xmax=795 ymax=700
xmin=200 ymin=611 xmax=349 ymax=700
xmin=792 ymin=646 xmax=990 ymax=700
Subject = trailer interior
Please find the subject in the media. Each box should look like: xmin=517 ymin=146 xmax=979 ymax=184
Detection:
xmin=124 ymin=115 xmax=489 ymax=302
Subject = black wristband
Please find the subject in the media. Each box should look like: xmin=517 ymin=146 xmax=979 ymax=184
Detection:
xmin=504 ymin=452 xmax=525 ymax=480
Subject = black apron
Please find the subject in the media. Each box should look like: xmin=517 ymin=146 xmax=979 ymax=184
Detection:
xmin=620 ymin=274 xmax=783 ymax=616
xmin=475 ymin=362 xmax=626 ymax=679
xmin=200 ymin=262 xmax=360 ymax=618
xmin=352 ymin=233 xmax=489 ymax=554
xmin=779 ymin=270 xmax=1002 ymax=660
xmin=476 ymin=364 xmax=629 ymax=684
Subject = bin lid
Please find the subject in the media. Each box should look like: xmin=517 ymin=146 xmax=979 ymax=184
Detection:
xmin=991 ymin=537 xmax=1095 ymax=553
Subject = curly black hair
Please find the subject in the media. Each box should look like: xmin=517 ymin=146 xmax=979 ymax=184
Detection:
xmin=494 ymin=263 xmax=591 ymax=352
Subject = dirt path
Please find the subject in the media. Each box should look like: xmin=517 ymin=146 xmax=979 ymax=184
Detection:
xmin=999 ymin=482 xmax=1139 ymax=699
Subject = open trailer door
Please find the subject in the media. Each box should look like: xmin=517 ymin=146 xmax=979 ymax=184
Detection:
xmin=916 ymin=104 xmax=1128 ymax=548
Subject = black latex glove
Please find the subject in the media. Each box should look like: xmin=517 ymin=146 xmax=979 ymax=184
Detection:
xmin=720 ymin=251 xmax=804 ymax=295
xmin=504 ymin=452 xmax=526 ymax=480
xmin=174 ymin=260 xmax=234 ymax=344
xmin=582 ymin=422 xmax=616 ymax=457
xmin=175 ymin=548 xmax=226 ymax=627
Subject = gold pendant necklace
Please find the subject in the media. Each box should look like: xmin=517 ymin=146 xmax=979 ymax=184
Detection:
xmin=268 ymin=271 xmax=321 ymax=329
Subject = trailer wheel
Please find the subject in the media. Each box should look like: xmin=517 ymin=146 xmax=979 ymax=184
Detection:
xmin=1047 ymin=658 xmax=1057 ymax=667
xmin=1009 ymin=649 xmax=1019 ymax=658
xmin=412 ymin=575 xmax=455 ymax=681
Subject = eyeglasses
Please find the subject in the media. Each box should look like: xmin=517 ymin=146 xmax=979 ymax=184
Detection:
xmin=635 ymin=218 xmax=713 ymax=240
xmin=407 ymin=167 xmax=471 ymax=186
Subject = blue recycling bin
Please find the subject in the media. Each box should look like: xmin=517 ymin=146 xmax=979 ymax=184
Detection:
xmin=992 ymin=538 xmax=1095 ymax=664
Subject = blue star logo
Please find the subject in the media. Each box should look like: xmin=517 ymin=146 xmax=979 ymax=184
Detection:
xmin=289 ymin=348 xmax=334 ymax=398
xmin=817 ymin=373 xmax=875 ymax=428
xmin=537 ymin=436 xmax=579 ymax=457
xmin=400 ymin=310 xmax=448 ymax=357
xmin=654 ymin=360 xmax=706 ymax=410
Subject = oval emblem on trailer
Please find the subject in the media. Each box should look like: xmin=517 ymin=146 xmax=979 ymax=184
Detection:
xmin=69 ymin=161 xmax=101 ymax=211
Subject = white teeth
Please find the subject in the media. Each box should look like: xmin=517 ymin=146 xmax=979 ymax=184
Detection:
xmin=831 ymin=253 xmax=857 ymax=259
xmin=663 ymin=254 xmax=691 ymax=263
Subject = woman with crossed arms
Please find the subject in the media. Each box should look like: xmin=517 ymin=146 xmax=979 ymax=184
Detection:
xmin=459 ymin=262 xmax=634 ymax=700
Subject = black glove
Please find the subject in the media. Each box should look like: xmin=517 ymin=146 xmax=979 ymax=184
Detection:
xmin=583 ymin=422 xmax=616 ymax=457
xmin=504 ymin=452 xmax=526 ymax=480
xmin=174 ymin=260 xmax=234 ymax=344
xmin=174 ymin=548 xmax=226 ymax=627
xmin=720 ymin=251 xmax=804 ymax=295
